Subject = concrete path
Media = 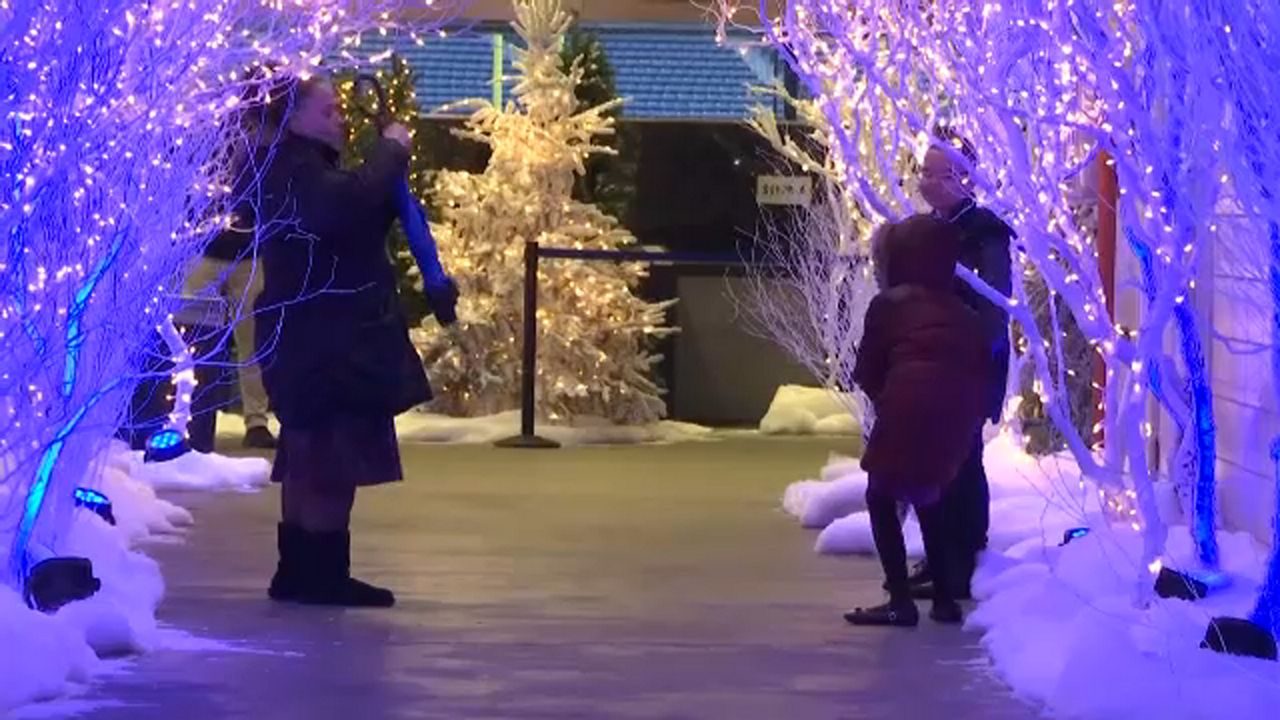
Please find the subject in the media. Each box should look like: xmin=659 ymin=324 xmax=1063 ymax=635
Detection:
xmin=56 ymin=437 xmax=1038 ymax=719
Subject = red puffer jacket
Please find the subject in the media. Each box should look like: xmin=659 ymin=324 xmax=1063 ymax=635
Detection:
xmin=854 ymin=215 xmax=993 ymax=506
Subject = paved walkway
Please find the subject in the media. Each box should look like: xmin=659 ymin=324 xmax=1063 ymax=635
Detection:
xmin=54 ymin=437 xmax=1037 ymax=719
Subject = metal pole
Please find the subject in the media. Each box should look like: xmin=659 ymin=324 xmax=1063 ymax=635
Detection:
xmin=495 ymin=240 xmax=560 ymax=449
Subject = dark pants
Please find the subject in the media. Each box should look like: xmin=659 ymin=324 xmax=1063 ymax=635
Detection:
xmin=939 ymin=433 xmax=990 ymax=582
xmin=867 ymin=484 xmax=954 ymax=601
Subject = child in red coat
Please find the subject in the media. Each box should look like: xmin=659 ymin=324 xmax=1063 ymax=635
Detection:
xmin=845 ymin=214 xmax=993 ymax=627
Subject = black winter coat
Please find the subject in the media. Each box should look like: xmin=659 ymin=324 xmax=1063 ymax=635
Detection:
xmin=253 ymin=133 xmax=427 ymax=427
xmin=949 ymin=201 xmax=1014 ymax=422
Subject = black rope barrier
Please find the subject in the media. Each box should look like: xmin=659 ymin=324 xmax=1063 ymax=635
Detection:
xmin=493 ymin=241 xmax=774 ymax=449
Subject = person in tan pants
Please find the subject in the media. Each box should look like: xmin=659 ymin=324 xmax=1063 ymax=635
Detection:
xmin=184 ymin=97 xmax=279 ymax=449
xmin=183 ymin=234 xmax=275 ymax=448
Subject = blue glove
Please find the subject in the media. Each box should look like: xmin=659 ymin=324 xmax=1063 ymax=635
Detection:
xmin=394 ymin=178 xmax=458 ymax=325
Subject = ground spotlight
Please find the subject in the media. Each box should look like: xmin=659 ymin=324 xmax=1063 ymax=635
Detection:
xmin=1201 ymin=616 xmax=1278 ymax=661
xmin=23 ymin=557 xmax=102 ymax=613
xmin=74 ymin=487 xmax=116 ymax=526
xmin=1060 ymin=527 xmax=1090 ymax=546
xmin=144 ymin=428 xmax=190 ymax=463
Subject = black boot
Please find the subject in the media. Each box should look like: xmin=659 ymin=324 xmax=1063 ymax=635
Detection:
xmin=296 ymin=529 xmax=395 ymax=608
xmin=268 ymin=523 xmax=305 ymax=602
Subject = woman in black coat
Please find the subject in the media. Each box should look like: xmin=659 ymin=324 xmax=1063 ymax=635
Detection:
xmin=251 ymin=75 xmax=431 ymax=608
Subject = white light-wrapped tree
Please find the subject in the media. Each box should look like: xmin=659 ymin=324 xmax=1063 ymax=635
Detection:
xmin=0 ymin=0 xmax=470 ymax=585
xmin=708 ymin=0 xmax=1271 ymax=599
xmin=414 ymin=0 xmax=673 ymax=425
xmin=731 ymin=85 xmax=878 ymax=425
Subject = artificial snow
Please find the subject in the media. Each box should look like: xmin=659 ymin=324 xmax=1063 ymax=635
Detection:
xmin=124 ymin=448 xmax=270 ymax=493
xmin=2 ymin=440 xmax=266 ymax=713
xmin=394 ymin=409 xmax=714 ymax=446
xmin=785 ymin=432 xmax=1088 ymax=556
xmin=0 ymin=508 xmax=165 ymax=711
xmin=758 ymin=384 xmax=863 ymax=436
xmin=783 ymin=431 xmax=1280 ymax=719
xmin=969 ymin=525 xmax=1280 ymax=719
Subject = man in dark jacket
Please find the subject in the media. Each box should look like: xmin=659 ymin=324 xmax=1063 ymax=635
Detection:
xmin=911 ymin=130 xmax=1014 ymax=598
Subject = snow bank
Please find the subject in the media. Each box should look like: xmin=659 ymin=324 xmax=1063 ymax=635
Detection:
xmin=970 ymin=525 xmax=1280 ymax=719
xmin=2 ymin=440 xmax=262 ymax=713
xmin=782 ymin=431 xmax=1280 ymax=718
xmin=123 ymin=449 xmax=270 ymax=493
xmin=0 ymin=515 xmax=165 ymax=710
xmin=394 ymin=409 xmax=714 ymax=446
xmin=785 ymin=432 xmax=1090 ymax=556
xmin=758 ymin=385 xmax=863 ymax=436
xmin=782 ymin=454 xmax=867 ymax=528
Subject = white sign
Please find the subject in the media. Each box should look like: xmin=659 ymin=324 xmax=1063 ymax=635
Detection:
xmin=756 ymin=175 xmax=813 ymax=207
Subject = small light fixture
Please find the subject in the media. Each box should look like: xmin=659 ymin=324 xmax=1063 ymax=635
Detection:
xmin=144 ymin=428 xmax=190 ymax=463
xmin=23 ymin=557 xmax=102 ymax=613
xmin=1202 ymin=617 xmax=1278 ymax=661
xmin=1060 ymin=527 xmax=1090 ymax=546
xmin=73 ymin=487 xmax=116 ymax=526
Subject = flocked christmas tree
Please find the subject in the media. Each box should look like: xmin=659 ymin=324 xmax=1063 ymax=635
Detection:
xmin=413 ymin=0 xmax=672 ymax=425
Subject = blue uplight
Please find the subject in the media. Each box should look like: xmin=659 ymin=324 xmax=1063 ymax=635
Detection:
xmin=144 ymin=428 xmax=190 ymax=464
xmin=73 ymin=487 xmax=116 ymax=526
xmin=1061 ymin=527 xmax=1090 ymax=546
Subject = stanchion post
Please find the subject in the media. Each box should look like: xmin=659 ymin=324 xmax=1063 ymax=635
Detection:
xmin=496 ymin=240 xmax=560 ymax=449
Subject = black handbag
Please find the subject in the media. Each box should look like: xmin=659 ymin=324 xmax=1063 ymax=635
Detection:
xmin=327 ymin=299 xmax=432 ymax=417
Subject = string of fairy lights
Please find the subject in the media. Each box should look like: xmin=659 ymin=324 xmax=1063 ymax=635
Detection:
xmin=704 ymin=0 xmax=1280 ymax=598
xmin=0 ymin=0 xmax=472 ymax=582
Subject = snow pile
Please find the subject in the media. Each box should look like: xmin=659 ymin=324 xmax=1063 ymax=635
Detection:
xmin=782 ymin=432 xmax=1280 ymax=718
xmin=0 ymin=515 xmax=167 ymax=710
xmin=394 ymin=410 xmax=715 ymax=446
xmin=1 ymin=438 xmax=262 ymax=713
xmin=970 ymin=525 xmax=1280 ymax=719
xmin=782 ymin=454 xmax=866 ymax=527
xmin=123 ymin=448 xmax=270 ymax=493
xmin=758 ymin=385 xmax=862 ymax=436
xmin=784 ymin=432 xmax=1090 ymax=556
xmin=98 ymin=448 xmax=194 ymax=544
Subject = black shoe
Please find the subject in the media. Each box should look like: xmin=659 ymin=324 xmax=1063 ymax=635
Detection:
xmin=243 ymin=426 xmax=277 ymax=449
xmin=910 ymin=581 xmax=973 ymax=601
xmin=296 ymin=530 xmax=395 ymax=608
xmin=929 ymin=600 xmax=964 ymax=625
xmin=268 ymin=523 xmax=304 ymax=602
xmin=844 ymin=600 xmax=920 ymax=627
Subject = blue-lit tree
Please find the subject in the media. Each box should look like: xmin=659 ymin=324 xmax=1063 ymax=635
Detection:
xmin=0 ymin=0 xmax=471 ymax=587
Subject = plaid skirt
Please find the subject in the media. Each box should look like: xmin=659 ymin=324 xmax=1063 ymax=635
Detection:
xmin=271 ymin=414 xmax=403 ymax=491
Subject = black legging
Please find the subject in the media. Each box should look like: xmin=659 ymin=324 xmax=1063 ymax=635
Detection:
xmin=867 ymin=483 xmax=955 ymax=601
